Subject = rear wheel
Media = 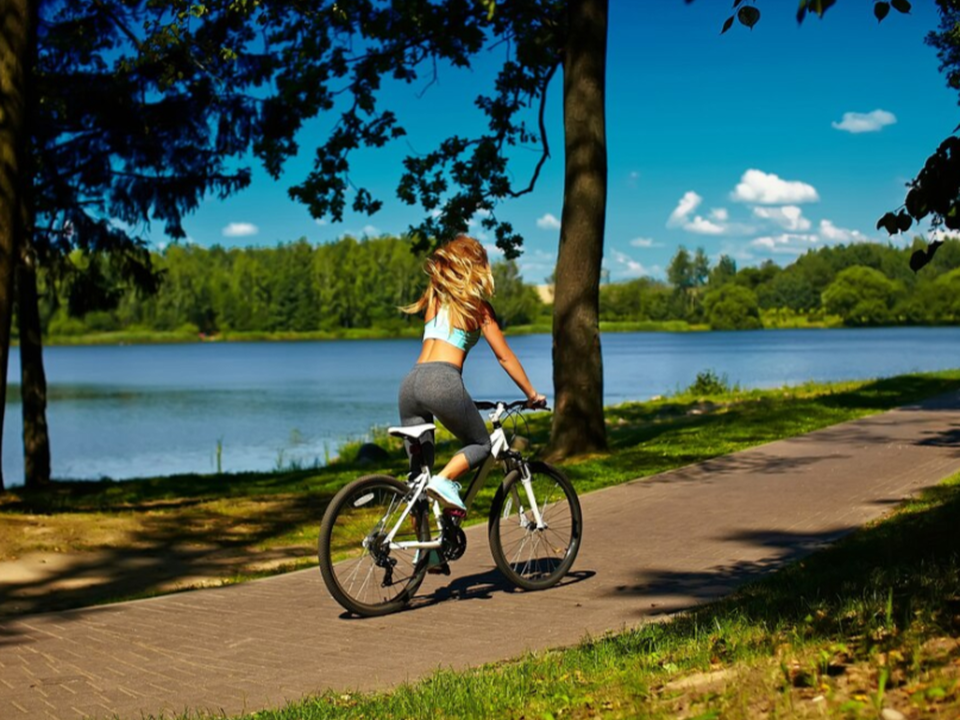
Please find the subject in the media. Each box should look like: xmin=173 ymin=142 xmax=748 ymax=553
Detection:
xmin=318 ymin=475 xmax=430 ymax=616
xmin=488 ymin=462 xmax=582 ymax=590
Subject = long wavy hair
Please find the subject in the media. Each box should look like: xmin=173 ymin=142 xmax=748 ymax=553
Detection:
xmin=402 ymin=235 xmax=495 ymax=330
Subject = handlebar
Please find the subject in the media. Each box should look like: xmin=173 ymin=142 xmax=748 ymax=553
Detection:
xmin=475 ymin=399 xmax=549 ymax=412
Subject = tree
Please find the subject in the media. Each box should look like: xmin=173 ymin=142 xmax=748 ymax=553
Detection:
xmin=822 ymin=266 xmax=904 ymax=326
xmin=0 ymin=0 xmax=37 ymax=492
xmin=704 ymin=284 xmax=762 ymax=330
xmin=4 ymin=1 xmax=271 ymax=489
xmin=708 ymin=254 xmax=737 ymax=288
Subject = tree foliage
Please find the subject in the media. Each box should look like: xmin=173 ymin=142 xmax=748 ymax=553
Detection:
xmin=44 ymin=237 xmax=547 ymax=337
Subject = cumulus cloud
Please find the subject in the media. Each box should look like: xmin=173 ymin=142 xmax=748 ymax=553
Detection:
xmin=732 ymin=170 xmax=819 ymax=205
xmin=685 ymin=217 xmax=725 ymax=235
xmin=222 ymin=222 xmax=259 ymax=237
xmin=536 ymin=213 xmax=562 ymax=230
xmin=315 ymin=218 xmax=328 ymax=227
xmin=630 ymin=237 xmax=661 ymax=248
xmin=753 ymin=205 xmax=811 ymax=232
xmin=610 ymin=250 xmax=651 ymax=278
xmin=667 ymin=192 xmax=733 ymax=235
xmin=832 ymin=109 xmax=897 ymax=134
xmin=668 ymin=191 xmax=703 ymax=227
xmin=750 ymin=233 xmax=819 ymax=254
xmin=819 ymin=220 xmax=870 ymax=243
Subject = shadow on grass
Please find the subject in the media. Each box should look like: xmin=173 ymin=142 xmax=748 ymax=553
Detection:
xmin=0 ymin=488 xmax=334 ymax=623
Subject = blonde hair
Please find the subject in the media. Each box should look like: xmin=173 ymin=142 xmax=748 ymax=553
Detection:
xmin=403 ymin=235 xmax=495 ymax=329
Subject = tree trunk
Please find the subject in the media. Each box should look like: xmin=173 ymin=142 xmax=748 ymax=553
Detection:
xmin=547 ymin=0 xmax=609 ymax=461
xmin=17 ymin=239 xmax=50 ymax=488
xmin=0 ymin=0 xmax=38 ymax=492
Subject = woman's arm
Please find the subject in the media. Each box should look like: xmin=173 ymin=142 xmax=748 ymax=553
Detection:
xmin=480 ymin=303 xmax=546 ymax=407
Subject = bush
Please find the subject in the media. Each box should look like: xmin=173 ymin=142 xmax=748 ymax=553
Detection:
xmin=687 ymin=369 xmax=733 ymax=396
xmin=704 ymin=285 xmax=762 ymax=330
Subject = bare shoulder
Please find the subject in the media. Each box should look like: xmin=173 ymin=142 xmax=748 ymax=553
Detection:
xmin=480 ymin=301 xmax=500 ymax=326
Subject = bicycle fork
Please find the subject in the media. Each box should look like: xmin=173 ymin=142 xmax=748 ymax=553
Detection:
xmin=510 ymin=463 xmax=547 ymax=531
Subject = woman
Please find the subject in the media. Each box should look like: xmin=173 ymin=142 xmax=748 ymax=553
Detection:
xmin=399 ymin=235 xmax=546 ymax=511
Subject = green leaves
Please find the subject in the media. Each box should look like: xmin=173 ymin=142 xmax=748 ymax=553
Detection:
xmin=720 ymin=2 xmax=760 ymax=33
xmin=873 ymin=0 xmax=910 ymax=23
xmin=737 ymin=6 xmax=760 ymax=29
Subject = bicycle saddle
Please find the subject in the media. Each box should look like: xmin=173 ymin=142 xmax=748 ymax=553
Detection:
xmin=388 ymin=423 xmax=436 ymax=440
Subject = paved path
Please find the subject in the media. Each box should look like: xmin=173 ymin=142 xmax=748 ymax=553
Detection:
xmin=3 ymin=393 xmax=960 ymax=720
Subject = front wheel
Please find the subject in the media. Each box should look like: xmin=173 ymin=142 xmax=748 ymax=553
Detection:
xmin=318 ymin=474 xmax=430 ymax=616
xmin=488 ymin=462 xmax=582 ymax=591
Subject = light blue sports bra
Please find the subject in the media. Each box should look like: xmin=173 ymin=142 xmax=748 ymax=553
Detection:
xmin=423 ymin=306 xmax=481 ymax=354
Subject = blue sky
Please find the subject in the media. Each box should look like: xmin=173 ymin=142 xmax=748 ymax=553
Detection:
xmin=177 ymin=1 xmax=957 ymax=284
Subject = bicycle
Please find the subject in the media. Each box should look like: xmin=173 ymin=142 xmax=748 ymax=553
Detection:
xmin=318 ymin=400 xmax=583 ymax=617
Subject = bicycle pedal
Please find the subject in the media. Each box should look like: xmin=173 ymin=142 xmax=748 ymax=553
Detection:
xmin=443 ymin=508 xmax=466 ymax=520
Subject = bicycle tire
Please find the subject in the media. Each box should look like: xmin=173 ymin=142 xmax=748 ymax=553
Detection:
xmin=488 ymin=461 xmax=582 ymax=591
xmin=318 ymin=474 xmax=430 ymax=616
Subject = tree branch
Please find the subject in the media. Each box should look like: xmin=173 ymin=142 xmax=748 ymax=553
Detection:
xmin=507 ymin=61 xmax=558 ymax=198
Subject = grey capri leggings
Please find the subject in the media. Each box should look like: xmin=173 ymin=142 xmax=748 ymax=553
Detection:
xmin=398 ymin=362 xmax=492 ymax=474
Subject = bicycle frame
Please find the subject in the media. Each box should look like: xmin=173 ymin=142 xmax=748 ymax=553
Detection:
xmin=382 ymin=402 xmax=547 ymax=553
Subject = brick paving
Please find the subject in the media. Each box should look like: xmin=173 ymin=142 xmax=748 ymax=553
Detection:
xmin=3 ymin=392 xmax=960 ymax=719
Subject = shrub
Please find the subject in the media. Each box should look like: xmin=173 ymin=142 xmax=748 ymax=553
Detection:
xmin=687 ymin=369 xmax=733 ymax=396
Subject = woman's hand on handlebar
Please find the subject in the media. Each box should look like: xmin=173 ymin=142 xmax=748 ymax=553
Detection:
xmin=526 ymin=392 xmax=548 ymax=409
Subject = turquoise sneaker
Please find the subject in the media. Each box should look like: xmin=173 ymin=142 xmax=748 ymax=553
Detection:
xmin=425 ymin=475 xmax=465 ymax=511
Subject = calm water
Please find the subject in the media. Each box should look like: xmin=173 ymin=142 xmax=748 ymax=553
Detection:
xmin=2 ymin=327 xmax=957 ymax=484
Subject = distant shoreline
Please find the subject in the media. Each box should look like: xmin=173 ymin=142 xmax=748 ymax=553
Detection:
xmin=26 ymin=318 xmax=855 ymax=347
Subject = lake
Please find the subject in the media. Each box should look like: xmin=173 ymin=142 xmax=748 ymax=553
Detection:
xmin=2 ymin=326 xmax=957 ymax=484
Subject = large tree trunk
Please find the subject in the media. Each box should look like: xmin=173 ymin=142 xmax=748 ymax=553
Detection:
xmin=0 ymin=0 xmax=38 ymax=492
xmin=17 ymin=239 xmax=50 ymax=488
xmin=548 ymin=0 xmax=608 ymax=461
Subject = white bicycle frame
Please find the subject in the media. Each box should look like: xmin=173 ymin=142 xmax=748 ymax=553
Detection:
xmin=380 ymin=402 xmax=547 ymax=553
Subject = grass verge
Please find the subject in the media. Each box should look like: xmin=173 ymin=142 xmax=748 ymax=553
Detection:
xmin=1 ymin=370 xmax=959 ymax=619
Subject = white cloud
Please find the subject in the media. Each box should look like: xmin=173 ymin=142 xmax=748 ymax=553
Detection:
xmin=750 ymin=233 xmax=819 ymax=255
xmin=732 ymin=170 xmax=819 ymax=205
xmin=668 ymin=191 xmax=702 ymax=227
xmin=222 ymin=222 xmax=259 ymax=237
xmin=610 ymin=250 xmax=650 ymax=278
xmin=536 ymin=213 xmax=562 ymax=230
xmin=832 ymin=109 xmax=897 ymax=134
xmin=629 ymin=237 xmax=661 ymax=248
xmin=818 ymin=220 xmax=870 ymax=244
xmin=315 ymin=218 xmax=328 ymax=227
xmin=685 ymin=217 xmax=725 ymax=235
xmin=362 ymin=225 xmax=380 ymax=237
xmin=753 ymin=205 xmax=811 ymax=231
xmin=710 ymin=208 xmax=729 ymax=222
xmin=482 ymin=243 xmax=504 ymax=257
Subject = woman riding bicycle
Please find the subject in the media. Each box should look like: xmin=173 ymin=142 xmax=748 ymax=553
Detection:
xmin=399 ymin=234 xmax=546 ymax=511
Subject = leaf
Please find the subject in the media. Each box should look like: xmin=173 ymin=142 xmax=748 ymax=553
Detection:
xmin=721 ymin=15 xmax=735 ymax=34
xmin=874 ymin=2 xmax=890 ymax=22
xmin=876 ymin=212 xmax=898 ymax=234
xmin=733 ymin=0 xmax=747 ymax=6
xmin=796 ymin=0 xmax=808 ymax=24
xmin=891 ymin=0 xmax=911 ymax=13
xmin=896 ymin=211 xmax=912 ymax=232
xmin=737 ymin=6 xmax=760 ymax=29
